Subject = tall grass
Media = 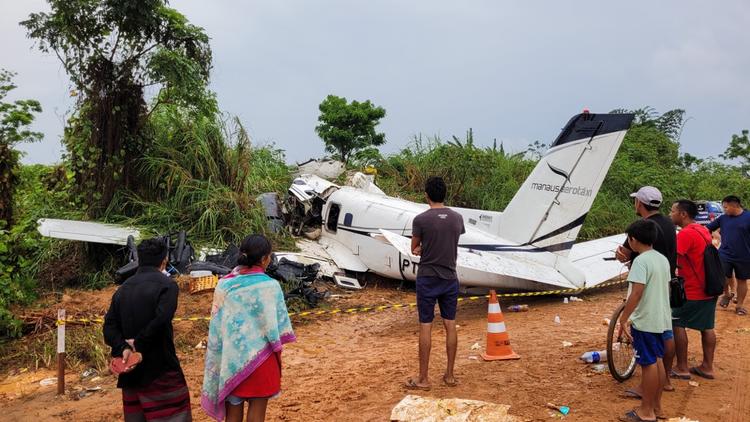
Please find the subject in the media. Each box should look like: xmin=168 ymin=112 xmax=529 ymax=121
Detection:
xmin=377 ymin=133 xmax=535 ymax=210
xmin=105 ymin=109 xmax=294 ymax=248
xmin=377 ymin=125 xmax=750 ymax=241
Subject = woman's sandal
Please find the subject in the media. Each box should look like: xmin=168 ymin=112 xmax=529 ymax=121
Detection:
xmin=736 ymin=307 xmax=748 ymax=316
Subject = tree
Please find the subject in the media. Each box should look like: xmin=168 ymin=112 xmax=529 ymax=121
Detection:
xmin=721 ymin=129 xmax=750 ymax=172
xmin=315 ymin=95 xmax=386 ymax=165
xmin=610 ymin=107 xmax=687 ymax=141
xmin=525 ymin=141 xmax=548 ymax=160
xmin=0 ymin=69 xmax=42 ymax=228
xmin=22 ymin=0 xmax=213 ymax=216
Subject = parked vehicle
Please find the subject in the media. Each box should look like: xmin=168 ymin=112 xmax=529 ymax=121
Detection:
xmin=696 ymin=201 xmax=724 ymax=226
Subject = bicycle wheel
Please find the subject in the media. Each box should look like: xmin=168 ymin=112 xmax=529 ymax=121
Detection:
xmin=607 ymin=301 xmax=637 ymax=382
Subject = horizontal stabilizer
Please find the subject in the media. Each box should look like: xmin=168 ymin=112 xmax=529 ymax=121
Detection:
xmin=568 ymin=234 xmax=629 ymax=288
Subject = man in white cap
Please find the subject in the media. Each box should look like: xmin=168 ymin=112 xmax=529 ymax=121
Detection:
xmin=616 ymin=186 xmax=678 ymax=406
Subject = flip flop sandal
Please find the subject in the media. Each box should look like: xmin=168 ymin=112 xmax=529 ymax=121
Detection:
xmin=719 ymin=294 xmax=733 ymax=308
xmin=442 ymin=375 xmax=458 ymax=387
xmin=619 ymin=409 xmax=656 ymax=422
xmin=737 ymin=307 xmax=748 ymax=316
xmin=622 ymin=389 xmax=642 ymax=399
xmin=405 ymin=378 xmax=431 ymax=391
xmin=689 ymin=366 xmax=715 ymax=380
xmin=669 ymin=370 xmax=691 ymax=380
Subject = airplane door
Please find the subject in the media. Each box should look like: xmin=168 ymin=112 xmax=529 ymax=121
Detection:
xmin=399 ymin=217 xmax=418 ymax=280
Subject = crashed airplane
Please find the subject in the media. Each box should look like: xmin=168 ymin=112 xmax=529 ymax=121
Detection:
xmin=284 ymin=111 xmax=635 ymax=292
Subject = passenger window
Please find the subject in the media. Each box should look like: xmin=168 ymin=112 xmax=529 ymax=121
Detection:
xmin=327 ymin=204 xmax=341 ymax=232
xmin=344 ymin=213 xmax=353 ymax=227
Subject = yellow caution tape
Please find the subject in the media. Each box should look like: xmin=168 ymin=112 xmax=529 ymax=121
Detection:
xmin=54 ymin=278 xmax=626 ymax=326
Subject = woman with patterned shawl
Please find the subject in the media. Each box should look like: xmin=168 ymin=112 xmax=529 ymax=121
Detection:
xmin=201 ymin=235 xmax=296 ymax=422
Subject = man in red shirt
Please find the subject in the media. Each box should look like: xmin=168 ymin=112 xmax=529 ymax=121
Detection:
xmin=668 ymin=200 xmax=718 ymax=380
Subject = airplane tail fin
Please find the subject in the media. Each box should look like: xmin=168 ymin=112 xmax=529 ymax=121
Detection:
xmin=498 ymin=112 xmax=634 ymax=256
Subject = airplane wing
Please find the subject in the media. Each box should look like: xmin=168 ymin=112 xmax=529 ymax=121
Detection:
xmin=378 ymin=230 xmax=581 ymax=291
xmin=568 ymin=233 xmax=629 ymax=287
xmin=37 ymin=218 xmax=140 ymax=245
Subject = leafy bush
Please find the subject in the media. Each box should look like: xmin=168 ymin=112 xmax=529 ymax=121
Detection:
xmin=106 ymin=107 xmax=294 ymax=248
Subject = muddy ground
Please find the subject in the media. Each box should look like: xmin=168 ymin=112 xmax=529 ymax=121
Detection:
xmin=1 ymin=279 xmax=748 ymax=421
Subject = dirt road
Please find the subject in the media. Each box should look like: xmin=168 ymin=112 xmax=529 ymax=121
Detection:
xmin=1 ymin=281 xmax=749 ymax=421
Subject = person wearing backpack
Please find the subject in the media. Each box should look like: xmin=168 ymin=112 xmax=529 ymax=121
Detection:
xmin=668 ymin=200 xmax=718 ymax=380
xmin=706 ymin=195 xmax=749 ymax=316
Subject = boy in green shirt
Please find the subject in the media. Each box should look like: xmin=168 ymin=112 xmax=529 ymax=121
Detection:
xmin=618 ymin=219 xmax=672 ymax=422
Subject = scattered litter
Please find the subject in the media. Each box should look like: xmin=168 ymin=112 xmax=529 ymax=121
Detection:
xmin=39 ymin=377 xmax=57 ymax=386
xmin=591 ymin=364 xmax=607 ymax=373
xmin=569 ymin=296 xmax=583 ymax=302
xmin=468 ymin=356 xmax=479 ymax=361
xmin=90 ymin=376 xmax=102 ymax=383
xmin=554 ymin=315 xmax=561 ymax=324
xmin=456 ymin=325 xmax=461 ymax=329
xmin=195 ymin=340 xmax=207 ymax=349
xmin=546 ymin=403 xmax=570 ymax=416
xmin=562 ymin=341 xmax=573 ymax=348
xmin=602 ymin=318 xmax=611 ymax=326
xmin=508 ymin=304 xmax=529 ymax=312
xmin=688 ymin=381 xmax=699 ymax=387
xmin=666 ymin=418 xmax=700 ymax=422
xmin=580 ymin=350 xmax=607 ymax=363
xmin=86 ymin=386 xmax=103 ymax=392
xmin=81 ymin=368 xmax=98 ymax=379
xmin=470 ymin=342 xmax=481 ymax=350
xmin=563 ymin=297 xmax=569 ymax=304
xmin=737 ymin=327 xmax=750 ymax=333
xmin=8 ymin=367 xmax=29 ymax=377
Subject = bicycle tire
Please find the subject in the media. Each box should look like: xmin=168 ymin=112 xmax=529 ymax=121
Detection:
xmin=607 ymin=301 xmax=637 ymax=382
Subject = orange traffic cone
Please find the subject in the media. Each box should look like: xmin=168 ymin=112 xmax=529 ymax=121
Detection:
xmin=481 ymin=289 xmax=520 ymax=361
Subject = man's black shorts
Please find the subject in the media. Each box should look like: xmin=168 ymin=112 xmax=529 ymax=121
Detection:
xmin=721 ymin=259 xmax=750 ymax=280
xmin=416 ymin=276 xmax=459 ymax=323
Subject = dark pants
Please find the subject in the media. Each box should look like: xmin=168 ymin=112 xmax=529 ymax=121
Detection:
xmin=416 ymin=276 xmax=459 ymax=323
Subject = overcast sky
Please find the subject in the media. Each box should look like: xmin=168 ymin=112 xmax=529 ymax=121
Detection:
xmin=3 ymin=0 xmax=749 ymax=165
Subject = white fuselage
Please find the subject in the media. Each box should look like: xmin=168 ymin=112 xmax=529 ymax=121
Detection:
xmin=319 ymin=187 xmax=569 ymax=290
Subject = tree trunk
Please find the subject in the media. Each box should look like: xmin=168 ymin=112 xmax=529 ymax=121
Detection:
xmin=66 ymin=59 xmax=146 ymax=217
xmin=0 ymin=142 xmax=18 ymax=228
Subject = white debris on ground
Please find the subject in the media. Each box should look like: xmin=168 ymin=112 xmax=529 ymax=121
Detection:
xmin=288 ymin=239 xmax=341 ymax=278
xmin=390 ymin=395 xmax=518 ymax=422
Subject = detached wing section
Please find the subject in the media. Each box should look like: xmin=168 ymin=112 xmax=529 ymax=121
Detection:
xmin=378 ymin=230 xmax=580 ymax=291
xmin=37 ymin=218 xmax=140 ymax=245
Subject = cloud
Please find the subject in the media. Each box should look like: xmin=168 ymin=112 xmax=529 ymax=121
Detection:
xmin=5 ymin=0 xmax=750 ymax=164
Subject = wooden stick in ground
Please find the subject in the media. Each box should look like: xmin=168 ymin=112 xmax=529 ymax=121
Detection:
xmin=57 ymin=309 xmax=65 ymax=395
